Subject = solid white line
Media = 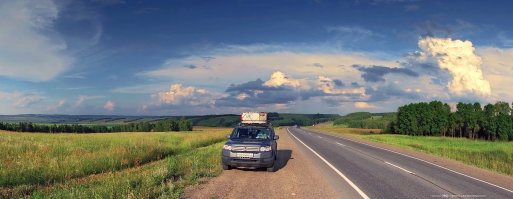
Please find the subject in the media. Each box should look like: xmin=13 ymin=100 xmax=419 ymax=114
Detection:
xmin=318 ymin=136 xmax=323 ymax=139
xmin=385 ymin=161 xmax=415 ymax=174
xmin=309 ymin=130 xmax=513 ymax=194
xmin=287 ymin=128 xmax=370 ymax=199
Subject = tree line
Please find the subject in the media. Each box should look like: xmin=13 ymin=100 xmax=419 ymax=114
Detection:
xmin=0 ymin=118 xmax=193 ymax=133
xmin=269 ymin=112 xmax=337 ymax=126
xmin=388 ymin=101 xmax=513 ymax=141
xmin=333 ymin=112 xmax=395 ymax=129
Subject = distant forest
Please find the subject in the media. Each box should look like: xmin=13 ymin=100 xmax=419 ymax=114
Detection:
xmin=389 ymin=101 xmax=513 ymax=141
xmin=0 ymin=112 xmax=338 ymax=133
xmin=0 ymin=119 xmax=193 ymax=133
xmin=333 ymin=112 xmax=395 ymax=129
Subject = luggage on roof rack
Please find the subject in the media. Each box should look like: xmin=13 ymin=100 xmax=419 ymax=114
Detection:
xmin=240 ymin=112 xmax=268 ymax=124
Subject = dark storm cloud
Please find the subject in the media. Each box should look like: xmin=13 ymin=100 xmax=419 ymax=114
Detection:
xmin=317 ymin=77 xmax=343 ymax=89
xmin=218 ymin=78 xmax=298 ymax=107
xmin=333 ymin=79 xmax=344 ymax=87
xmin=225 ymin=79 xmax=282 ymax=93
xmin=353 ymin=64 xmax=419 ymax=82
xmin=401 ymin=52 xmax=451 ymax=86
xmin=218 ymin=78 xmax=329 ymax=107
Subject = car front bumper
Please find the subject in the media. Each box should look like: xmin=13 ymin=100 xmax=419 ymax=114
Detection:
xmin=222 ymin=156 xmax=275 ymax=168
xmin=222 ymin=150 xmax=275 ymax=168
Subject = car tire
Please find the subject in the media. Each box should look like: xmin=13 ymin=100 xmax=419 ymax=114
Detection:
xmin=222 ymin=164 xmax=231 ymax=170
xmin=266 ymin=164 xmax=275 ymax=172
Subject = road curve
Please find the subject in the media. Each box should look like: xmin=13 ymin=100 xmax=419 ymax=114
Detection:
xmin=287 ymin=127 xmax=513 ymax=199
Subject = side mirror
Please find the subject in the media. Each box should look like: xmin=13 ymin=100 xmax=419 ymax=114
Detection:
xmin=226 ymin=134 xmax=231 ymax=139
xmin=274 ymin=135 xmax=279 ymax=140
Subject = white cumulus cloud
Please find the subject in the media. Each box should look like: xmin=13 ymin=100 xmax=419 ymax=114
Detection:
xmin=157 ymin=84 xmax=213 ymax=105
xmin=141 ymin=84 xmax=220 ymax=115
xmin=416 ymin=37 xmax=491 ymax=96
xmin=317 ymin=76 xmax=366 ymax=95
xmin=103 ymin=100 xmax=115 ymax=111
xmin=263 ymin=71 xmax=304 ymax=88
xmin=354 ymin=102 xmax=375 ymax=109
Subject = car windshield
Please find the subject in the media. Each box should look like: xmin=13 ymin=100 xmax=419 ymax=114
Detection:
xmin=230 ymin=128 xmax=271 ymax=140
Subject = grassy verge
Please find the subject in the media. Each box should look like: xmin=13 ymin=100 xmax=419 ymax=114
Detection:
xmin=0 ymin=128 xmax=228 ymax=188
xmin=308 ymin=124 xmax=513 ymax=177
xmin=4 ymin=142 xmax=224 ymax=198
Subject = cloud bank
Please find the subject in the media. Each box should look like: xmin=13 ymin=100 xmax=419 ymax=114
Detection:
xmin=134 ymin=36 xmax=508 ymax=115
xmin=0 ymin=0 xmax=71 ymax=81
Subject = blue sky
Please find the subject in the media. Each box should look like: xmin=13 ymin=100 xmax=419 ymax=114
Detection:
xmin=1 ymin=0 xmax=513 ymax=115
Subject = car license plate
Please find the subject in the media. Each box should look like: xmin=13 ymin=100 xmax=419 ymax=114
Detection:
xmin=236 ymin=153 xmax=253 ymax=158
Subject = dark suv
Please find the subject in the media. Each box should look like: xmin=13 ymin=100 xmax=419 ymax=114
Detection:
xmin=221 ymin=124 xmax=279 ymax=172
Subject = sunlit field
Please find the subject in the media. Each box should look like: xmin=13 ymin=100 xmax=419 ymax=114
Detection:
xmin=0 ymin=127 xmax=229 ymax=198
xmin=309 ymin=124 xmax=513 ymax=176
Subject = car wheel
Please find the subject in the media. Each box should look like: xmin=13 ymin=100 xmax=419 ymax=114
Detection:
xmin=266 ymin=164 xmax=275 ymax=172
xmin=222 ymin=164 xmax=231 ymax=170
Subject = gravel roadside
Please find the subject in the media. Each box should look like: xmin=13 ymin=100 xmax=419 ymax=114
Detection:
xmin=182 ymin=128 xmax=344 ymax=199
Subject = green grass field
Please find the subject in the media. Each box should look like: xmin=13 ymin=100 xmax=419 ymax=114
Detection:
xmin=309 ymin=124 xmax=513 ymax=177
xmin=0 ymin=127 xmax=229 ymax=198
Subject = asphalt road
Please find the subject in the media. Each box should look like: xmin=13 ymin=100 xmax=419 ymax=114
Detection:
xmin=287 ymin=127 xmax=513 ymax=199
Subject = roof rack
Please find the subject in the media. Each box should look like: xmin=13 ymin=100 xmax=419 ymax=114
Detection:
xmin=237 ymin=122 xmax=273 ymax=128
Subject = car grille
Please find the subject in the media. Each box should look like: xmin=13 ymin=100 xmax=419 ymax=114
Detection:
xmin=233 ymin=159 xmax=258 ymax=162
xmin=232 ymin=146 xmax=260 ymax=152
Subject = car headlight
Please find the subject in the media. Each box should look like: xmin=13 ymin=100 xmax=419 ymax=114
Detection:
xmin=223 ymin=144 xmax=232 ymax=150
xmin=260 ymin=146 xmax=272 ymax=152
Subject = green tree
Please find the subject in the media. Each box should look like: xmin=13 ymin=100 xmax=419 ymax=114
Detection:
xmin=178 ymin=118 xmax=192 ymax=131
xmin=455 ymin=103 xmax=467 ymax=137
xmin=494 ymin=102 xmax=512 ymax=141
xmin=482 ymin=104 xmax=497 ymax=140
xmin=469 ymin=102 xmax=482 ymax=139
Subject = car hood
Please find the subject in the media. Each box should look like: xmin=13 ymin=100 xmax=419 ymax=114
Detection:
xmin=225 ymin=139 xmax=272 ymax=146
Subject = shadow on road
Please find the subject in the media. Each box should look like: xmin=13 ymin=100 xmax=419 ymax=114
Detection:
xmin=231 ymin=149 xmax=292 ymax=172
xmin=275 ymin=149 xmax=292 ymax=171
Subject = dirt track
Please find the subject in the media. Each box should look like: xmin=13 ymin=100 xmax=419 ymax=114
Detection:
xmin=182 ymin=128 xmax=343 ymax=199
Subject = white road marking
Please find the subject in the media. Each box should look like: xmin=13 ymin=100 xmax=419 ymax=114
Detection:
xmin=385 ymin=161 xmax=415 ymax=174
xmin=287 ymin=128 xmax=370 ymax=199
xmin=318 ymin=136 xmax=323 ymax=139
xmin=336 ymin=142 xmax=346 ymax=147
xmin=306 ymin=129 xmax=513 ymax=194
